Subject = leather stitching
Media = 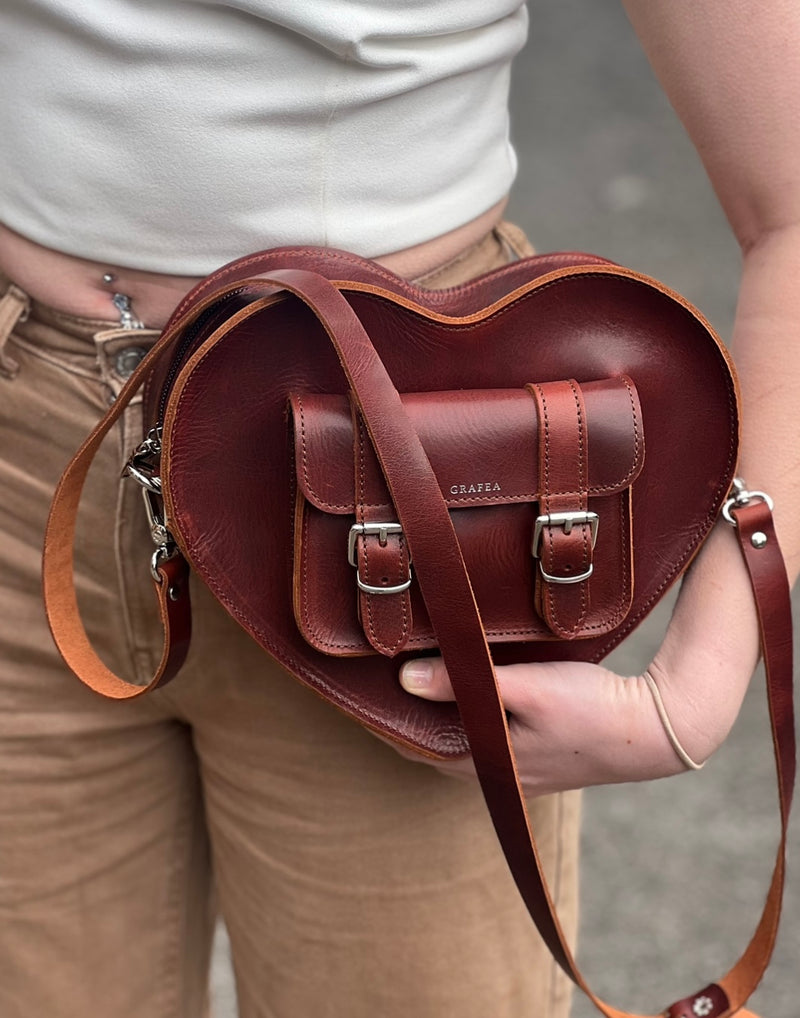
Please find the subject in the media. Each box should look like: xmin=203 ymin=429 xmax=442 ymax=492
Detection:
xmin=357 ymin=414 xmax=410 ymax=655
xmin=568 ymin=379 xmax=589 ymax=632
xmin=292 ymin=382 xmax=644 ymax=512
xmin=621 ymin=374 xmax=643 ymax=470
xmin=180 ymin=373 xmax=634 ymax=657
xmin=167 ymin=270 xmax=735 ymax=678
xmin=532 ymin=380 xmax=596 ymax=639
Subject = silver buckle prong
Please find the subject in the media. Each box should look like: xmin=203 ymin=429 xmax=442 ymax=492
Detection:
xmin=532 ymin=510 xmax=599 ymax=585
xmin=348 ymin=522 xmax=413 ymax=595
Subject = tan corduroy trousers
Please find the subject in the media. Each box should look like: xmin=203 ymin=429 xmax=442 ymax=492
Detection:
xmin=0 ymin=224 xmax=580 ymax=1018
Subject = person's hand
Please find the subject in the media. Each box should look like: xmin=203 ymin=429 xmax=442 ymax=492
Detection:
xmin=393 ymin=523 xmax=762 ymax=797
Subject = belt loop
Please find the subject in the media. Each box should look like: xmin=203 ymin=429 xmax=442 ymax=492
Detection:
xmin=494 ymin=221 xmax=536 ymax=261
xmin=0 ymin=282 xmax=31 ymax=379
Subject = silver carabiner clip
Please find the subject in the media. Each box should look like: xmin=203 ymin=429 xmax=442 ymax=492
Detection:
xmin=721 ymin=476 xmax=774 ymax=527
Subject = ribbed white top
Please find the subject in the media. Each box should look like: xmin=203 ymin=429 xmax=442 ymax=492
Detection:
xmin=0 ymin=0 xmax=527 ymax=274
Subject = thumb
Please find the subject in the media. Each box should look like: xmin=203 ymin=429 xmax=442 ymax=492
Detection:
xmin=399 ymin=656 xmax=561 ymax=708
xmin=399 ymin=657 xmax=456 ymax=701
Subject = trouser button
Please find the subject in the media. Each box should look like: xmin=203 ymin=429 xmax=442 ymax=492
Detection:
xmin=115 ymin=346 xmax=148 ymax=379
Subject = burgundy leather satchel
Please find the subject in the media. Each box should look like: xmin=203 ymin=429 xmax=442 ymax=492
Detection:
xmin=43 ymin=248 xmax=794 ymax=1018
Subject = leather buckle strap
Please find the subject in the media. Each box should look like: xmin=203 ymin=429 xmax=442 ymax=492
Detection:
xmin=532 ymin=510 xmax=600 ymax=583
xmin=347 ymin=522 xmax=413 ymax=594
xmin=528 ymin=379 xmax=595 ymax=635
xmin=350 ymin=401 xmax=414 ymax=655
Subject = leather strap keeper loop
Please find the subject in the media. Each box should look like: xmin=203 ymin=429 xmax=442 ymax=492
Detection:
xmin=529 ymin=378 xmax=594 ymax=636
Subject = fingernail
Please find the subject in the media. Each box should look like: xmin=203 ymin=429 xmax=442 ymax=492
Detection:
xmin=400 ymin=660 xmax=433 ymax=692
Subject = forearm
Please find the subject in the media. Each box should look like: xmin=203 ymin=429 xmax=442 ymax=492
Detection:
xmin=399 ymin=227 xmax=800 ymax=786
xmin=731 ymin=225 xmax=800 ymax=577
xmin=622 ymin=0 xmax=800 ymax=570
xmin=651 ymin=225 xmax=800 ymax=756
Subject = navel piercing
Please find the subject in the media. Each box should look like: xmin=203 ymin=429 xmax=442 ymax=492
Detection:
xmin=102 ymin=272 xmax=116 ymax=285
xmin=111 ymin=292 xmax=145 ymax=330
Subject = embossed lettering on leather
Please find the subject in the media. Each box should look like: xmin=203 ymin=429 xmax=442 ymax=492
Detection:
xmin=290 ymin=378 xmax=643 ymax=655
xmin=153 ymin=253 xmax=738 ymax=760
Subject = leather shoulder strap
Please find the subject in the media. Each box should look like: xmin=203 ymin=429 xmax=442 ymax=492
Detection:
xmin=43 ymin=325 xmax=197 ymax=696
xmin=43 ymin=270 xmax=794 ymax=1017
xmin=43 ymin=281 xmax=274 ymax=696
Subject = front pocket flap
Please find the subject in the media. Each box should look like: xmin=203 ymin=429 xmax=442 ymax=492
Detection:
xmin=290 ymin=377 xmax=643 ymax=514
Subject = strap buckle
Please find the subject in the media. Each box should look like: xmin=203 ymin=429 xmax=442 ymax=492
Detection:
xmin=348 ymin=522 xmax=413 ymax=595
xmin=532 ymin=510 xmax=599 ymax=584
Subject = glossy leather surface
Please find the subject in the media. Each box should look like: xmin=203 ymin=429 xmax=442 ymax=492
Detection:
xmin=292 ymin=378 xmax=642 ymax=654
xmin=43 ymin=254 xmax=793 ymax=1018
xmin=158 ymin=248 xmax=738 ymax=758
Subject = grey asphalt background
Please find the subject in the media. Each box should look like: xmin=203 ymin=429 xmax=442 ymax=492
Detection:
xmin=211 ymin=2 xmax=799 ymax=1015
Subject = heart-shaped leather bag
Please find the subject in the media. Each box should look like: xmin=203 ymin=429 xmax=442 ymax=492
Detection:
xmin=152 ymin=248 xmax=740 ymax=751
xmin=44 ymin=248 xmax=794 ymax=1018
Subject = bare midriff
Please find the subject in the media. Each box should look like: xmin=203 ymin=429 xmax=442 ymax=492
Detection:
xmin=0 ymin=199 xmax=508 ymax=330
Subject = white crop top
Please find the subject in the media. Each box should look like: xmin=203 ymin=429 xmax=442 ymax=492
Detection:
xmin=0 ymin=0 xmax=528 ymax=274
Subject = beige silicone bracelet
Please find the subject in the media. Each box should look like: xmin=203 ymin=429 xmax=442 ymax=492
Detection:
xmin=642 ymin=670 xmax=706 ymax=771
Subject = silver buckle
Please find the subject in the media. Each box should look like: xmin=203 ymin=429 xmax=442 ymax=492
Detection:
xmin=532 ymin=510 xmax=599 ymax=585
xmin=348 ymin=522 xmax=413 ymax=595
